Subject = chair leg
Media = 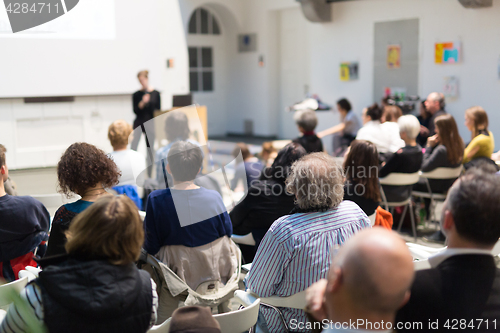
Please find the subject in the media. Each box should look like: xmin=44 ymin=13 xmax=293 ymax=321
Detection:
xmin=397 ymin=205 xmax=408 ymax=232
xmin=409 ymin=201 xmax=417 ymax=242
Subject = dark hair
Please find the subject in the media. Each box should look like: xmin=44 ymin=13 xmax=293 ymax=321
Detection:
xmin=365 ymin=104 xmax=383 ymax=121
xmin=232 ymin=142 xmax=251 ymax=160
xmin=167 ymin=141 xmax=203 ymax=181
xmin=165 ymin=111 xmax=190 ymax=142
xmin=434 ymin=114 xmax=464 ymax=165
xmin=383 ymin=105 xmax=402 ymax=123
xmin=343 ymin=140 xmax=381 ymax=202
xmin=57 ymin=143 xmax=120 ymax=197
xmin=0 ymin=144 xmax=6 ymax=168
xmin=266 ymin=142 xmax=307 ymax=183
xmin=337 ymin=98 xmax=352 ymax=113
xmin=448 ymin=169 xmax=500 ymax=246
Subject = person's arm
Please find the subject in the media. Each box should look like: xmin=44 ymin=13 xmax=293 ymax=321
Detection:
xmin=421 ymin=145 xmax=447 ymax=172
xmin=317 ymin=123 xmax=346 ymax=138
xmin=245 ymin=228 xmax=288 ymax=297
xmin=33 ymin=199 xmax=50 ymax=232
xmin=143 ymin=196 xmax=161 ymax=255
xmin=133 ymin=92 xmax=143 ymax=116
xmin=44 ymin=206 xmax=74 ymax=257
xmin=0 ymin=283 xmax=46 ymax=333
xmin=229 ymin=195 xmax=253 ymax=233
xmin=220 ymin=211 xmax=233 ymax=238
xmin=463 ymin=142 xmax=481 ymax=164
xmin=151 ymin=91 xmax=161 ymax=111
xmin=379 ymin=151 xmax=402 ymax=178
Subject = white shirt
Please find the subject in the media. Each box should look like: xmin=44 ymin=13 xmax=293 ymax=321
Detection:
xmin=109 ymin=149 xmax=147 ymax=186
xmin=380 ymin=121 xmax=405 ymax=153
xmin=355 ymin=121 xmax=395 ymax=154
xmin=428 ymin=248 xmax=493 ymax=268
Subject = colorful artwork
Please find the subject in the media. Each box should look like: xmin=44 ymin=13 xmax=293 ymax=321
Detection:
xmin=435 ymin=42 xmax=461 ymax=64
xmin=340 ymin=62 xmax=359 ymax=81
xmin=387 ymin=45 xmax=401 ymax=69
xmin=443 ymin=76 xmax=459 ymax=98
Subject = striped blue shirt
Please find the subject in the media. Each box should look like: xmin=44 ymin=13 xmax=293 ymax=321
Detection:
xmin=245 ymin=201 xmax=371 ymax=333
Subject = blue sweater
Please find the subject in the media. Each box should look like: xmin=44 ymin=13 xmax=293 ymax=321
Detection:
xmin=144 ymin=187 xmax=232 ymax=254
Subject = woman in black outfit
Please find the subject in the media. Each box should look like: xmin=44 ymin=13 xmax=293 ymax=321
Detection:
xmin=343 ymin=140 xmax=380 ymax=216
xmin=229 ymin=142 xmax=307 ymax=262
xmin=131 ymin=70 xmax=161 ymax=151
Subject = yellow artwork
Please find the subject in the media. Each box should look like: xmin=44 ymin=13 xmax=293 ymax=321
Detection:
xmin=387 ymin=45 xmax=401 ymax=69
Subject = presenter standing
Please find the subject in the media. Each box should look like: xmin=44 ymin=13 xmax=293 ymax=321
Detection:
xmin=131 ymin=70 xmax=161 ymax=151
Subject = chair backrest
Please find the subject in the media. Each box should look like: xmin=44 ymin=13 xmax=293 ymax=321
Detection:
xmin=249 ymin=289 xmax=306 ymax=309
xmin=414 ymin=259 xmax=431 ymax=271
xmin=379 ymin=172 xmax=420 ymax=186
xmin=368 ymin=212 xmax=376 ymax=226
xmin=147 ymin=291 xmax=261 ymax=333
xmin=492 ymin=238 xmax=500 ymax=256
xmin=0 ymin=276 xmax=29 ymax=310
xmin=231 ymin=233 xmax=256 ymax=246
xmin=420 ymin=166 xmax=463 ymax=180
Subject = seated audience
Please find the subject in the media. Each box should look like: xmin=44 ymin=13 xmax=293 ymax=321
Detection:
xmin=0 ymin=144 xmax=50 ymax=281
xmin=317 ymin=98 xmax=361 ymax=156
xmin=108 ymin=120 xmax=147 ymax=209
xmin=230 ymin=143 xmax=307 ymax=262
xmin=155 ymin=110 xmax=201 ymax=186
xmin=343 ymin=140 xmax=381 ymax=216
xmin=463 ymin=106 xmax=494 ymax=165
xmin=422 ymin=92 xmax=447 ymax=139
xmin=396 ymin=169 xmax=500 ymax=330
xmin=144 ymin=141 xmax=232 ymax=255
xmin=45 ymin=142 xmax=120 ymax=257
xmin=169 ymin=306 xmax=221 ymax=333
xmin=293 ymin=109 xmax=324 ymax=153
xmin=230 ymin=142 xmax=264 ymax=191
xmin=258 ymin=141 xmax=277 ymax=168
xmin=305 ymin=229 xmax=414 ymax=333
xmin=381 ymin=105 xmax=405 ymax=151
xmin=356 ymin=104 xmax=401 ymax=155
xmin=379 ymin=115 xmax=423 ymax=203
xmin=245 ymin=152 xmax=370 ymax=333
xmin=1 ymin=195 xmax=158 ymax=333
xmin=417 ymin=100 xmax=432 ymax=147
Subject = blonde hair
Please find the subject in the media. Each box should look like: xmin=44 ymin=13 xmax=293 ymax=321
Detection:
xmin=65 ymin=195 xmax=144 ymax=265
xmin=465 ymin=106 xmax=489 ymax=140
xmin=137 ymin=70 xmax=149 ymax=79
xmin=108 ymin=120 xmax=133 ymax=148
xmin=398 ymin=115 xmax=420 ymax=140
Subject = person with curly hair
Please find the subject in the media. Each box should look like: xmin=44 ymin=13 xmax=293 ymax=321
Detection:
xmin=44 ymin=142 xmax=120 ymax=257
xmin=245 ymin=152 xmax=370 ymax=333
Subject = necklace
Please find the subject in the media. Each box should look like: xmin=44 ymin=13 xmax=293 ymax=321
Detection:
xmin=81 ymin=188 xmax=107 ymax=201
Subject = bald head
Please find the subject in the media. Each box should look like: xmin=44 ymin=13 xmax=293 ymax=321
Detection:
xmin=327 ymin=228 xmax=414 ymax=315
xmin=425 ymin=92 xmax=445 ymax=114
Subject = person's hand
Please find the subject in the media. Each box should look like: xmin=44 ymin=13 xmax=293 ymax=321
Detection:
xmin=305 ymin=279 xmax=328 ymax=322
xmin=142 ymin=93 xmax=151 ymax=104
xmin=419 ymin=125 xmax=429 ymax=136
xmin=427 ymin=134 xmax=439 ymax=147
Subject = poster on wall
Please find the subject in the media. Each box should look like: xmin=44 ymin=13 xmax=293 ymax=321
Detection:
xmin=435 ymin=42 xmax=461 ymax=64
xmin=387 ymin=45 xmax=401 ymax=69
xmin=443 ymin=76 xmax=459 ymax=98
xmin=340 ymin=62 xmax=359 ymax=81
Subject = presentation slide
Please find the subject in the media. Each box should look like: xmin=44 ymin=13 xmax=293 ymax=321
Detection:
xmin=0 ymin=0 xmax=115 ymax=39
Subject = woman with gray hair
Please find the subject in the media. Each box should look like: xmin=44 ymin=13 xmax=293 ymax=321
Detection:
xmin=245 ymin=152 xmax=370 ymax=333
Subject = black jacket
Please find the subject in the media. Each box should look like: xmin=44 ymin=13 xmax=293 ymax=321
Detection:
xmin=36 ymin=256 xmax=153 ymax=333
xmin=396 ymin=254 xmax=500 ymax=332
xmin=293 ymin=134 xmax=324 ymax=154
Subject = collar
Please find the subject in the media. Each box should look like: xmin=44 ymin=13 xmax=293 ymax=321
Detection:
xmin=428 ymin=248 xmax=493 ymax=268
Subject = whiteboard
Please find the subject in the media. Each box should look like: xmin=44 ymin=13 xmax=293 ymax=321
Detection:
xmin=0 ymin=0 xmax=189 ymax=98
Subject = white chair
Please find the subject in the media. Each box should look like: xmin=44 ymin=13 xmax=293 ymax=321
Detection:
xmin=379 ymin=172 xmax=420 ymax=241
xmin=412 ymin=166 xmax=463 ymax=223
xmin=413 ymin=259 xmax=431 ymax=270
xmin=138 ymin=210 xmax=146 ymax=222
xmin=0 ymin=276 xmax=28 ymax=310
xmin=148 ymin=290 xmax=261 ymax=333
xmin=247 ymin=289 xmax=306 ymax=333
xmin=231 ymin=233 xmax=256 ymax=246
xmin=407 ymin=242 xmax=446 ymax=260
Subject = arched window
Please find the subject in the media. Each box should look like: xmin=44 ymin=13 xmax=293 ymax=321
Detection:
xmin=188 ymin=8 xmax=221 ymax=35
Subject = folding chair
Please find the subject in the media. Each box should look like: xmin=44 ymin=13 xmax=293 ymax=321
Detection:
xmin=231 ymin=233 xmax=256 ymax=246
xmin=0 ymin=276 xmax=28 ymax=310
xmin=412 ymin=166 xmax=463 ymax=224
xmin=379 ymin=172 xmax=420 ymax=241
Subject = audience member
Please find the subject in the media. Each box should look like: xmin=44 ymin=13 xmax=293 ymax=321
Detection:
xmin=108 ymin=120 xmax=146 ymax=209
xmin=417 ymin=100 xmax=432 ymax=146
xmin=317 ymin=98 xmax=361 ymax=156
xmin=45 ymin=142 xmax=120 ymax=257
xmin=169 ymin=306 xmax=221 ymax=333
xmin=230 ymin=143 xmax=307 ymax=262
xmin=259 ymin=141 xmax=277 ymax=168
xmin=305 ymin=229 xmax=414 ymax=333
xmin=356 ymin=104 xmax=400 ymax=155
xmin=3 ymin=177 xmax=17 ymax=196
xmin=0 ymin=144 xmax=50 ymax=281
xmin=131 ymin=70 xmax=161 ymax=152
xmin=379 ymin=115 xmax=423 ymax=203
xmin=293 ymin=109 xmax=324 ymax=153
xmin=343 ymin=140 xmax=381 ymax=216
xmin=396 ymin=169 xmax=500 ymax=330
xmin=144 ymin=141 xmax=232 ymax=255
xmin=463 ymin=106 xmax=494 ymax=165
xmin=245 ymin=152 xmax=370 ymax=333
xmin=1 ymin=195 xmax=158 ymax=333
xmin=381 ymin=105 xmax=405 ymax=151
xmin=230 ymin=142 xmax=264 ymax=191
xmin=155 ymin=110 xmax=201 ymax=186
xmin=423 ymin=92 xmax=446 ymax=138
